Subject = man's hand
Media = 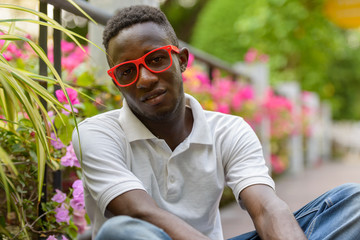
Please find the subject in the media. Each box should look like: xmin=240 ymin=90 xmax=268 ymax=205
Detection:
xmin=107 ymin=189 xmax=210 ymax=240
xmin=240 ymin=184 xmax=307 ymax=240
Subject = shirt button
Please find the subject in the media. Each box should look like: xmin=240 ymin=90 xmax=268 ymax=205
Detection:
xmin=169 ymin=175 xmax=175 ymax=183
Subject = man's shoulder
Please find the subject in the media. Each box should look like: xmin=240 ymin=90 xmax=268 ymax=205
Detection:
xmin=78 ymin=109 xmax=121 ymax=126
xmin=75 ymin=109 xmax=124 ymax=136
xmin=203 ymin=109 xmax=245 ymax=125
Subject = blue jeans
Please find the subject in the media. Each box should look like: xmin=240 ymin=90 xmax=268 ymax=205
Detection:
xmin=96 ymin=183 xmax=360 ymax=240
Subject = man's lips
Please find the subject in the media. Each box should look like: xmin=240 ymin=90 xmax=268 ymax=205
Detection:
xmin=140 ymin=89 xmax=167 ymax=102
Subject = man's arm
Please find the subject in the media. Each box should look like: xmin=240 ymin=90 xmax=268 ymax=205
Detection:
xmin=240 ymin=184 xmax=307 ymax=240
xmin=107 ymin=189 xmax=210 ymax=240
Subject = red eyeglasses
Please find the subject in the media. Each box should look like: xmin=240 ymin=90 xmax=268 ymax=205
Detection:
xmin=107 ymin=45 xmax=180 ymax=87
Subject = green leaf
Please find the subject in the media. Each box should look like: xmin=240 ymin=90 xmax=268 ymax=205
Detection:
xmin=58 ymin=124 xmax=74 ymax=146
xmin=11 ymin=143 xmax=26 ymax=153
xmin=54 ymin=114 xmax=73 ymax=145
xmin=76 ymin=71 xmax=95 ymax=87
xmin=83 ymin=101 xmax=99 ymax=117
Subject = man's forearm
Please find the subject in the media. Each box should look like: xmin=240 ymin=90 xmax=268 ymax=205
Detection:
xmin=241 ymin=185 xmax=307 ymax=240
xmin=107 ymin=190 xmax=209 ymax=240
xmin=253 ymin=199 xmax=307 ymax=240
xmin=139 ymin=207 xmax=210 ymax=240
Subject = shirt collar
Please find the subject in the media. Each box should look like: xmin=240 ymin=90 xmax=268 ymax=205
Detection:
xmin=118 ymin=99 xmax=157 ymax=142
xmin=118 ymin=94 xmax=213 ymax=145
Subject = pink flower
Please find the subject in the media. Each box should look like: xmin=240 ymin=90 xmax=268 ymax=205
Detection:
xmin=51 ymin=132 xmax=65 ymax=150
xmin=271 ymin=155 xmax=286 ymax=174
xmin=54 ymin=204 xmax=70 ymax=224
xmin=61 ymin=40 xmax=75 ymax=53
xmin=244 ymin=48 xmax=258 ymax=63
xmin=51 ymin=189 xmax=67 ymax=203
xmin=55 ymin=88 xmax=80 ymax=105
xmin=216 ymin=103 xmax=230 ymax=114
xmin=195 ymin=72 xmax=211 ymax=86
xmin=187 ymin=53 xmax=195 ymax=67
xmin=73 ymin=209 xmax=88 ymax=234
xmin=61 ymin=143 xmax=80 ymax=168
xmin=232 ymin=85 xmax=254 ymax=110
xmin=259 ymin=54 xmax=269 ymax=62
xmin=61 ymin=104 xmax=78 ymax=116
xmin=211 ymin=79 xmax=233 ymax=102
xmin=3 ymin=53 xmax=12 ymax=61
xmin=62 ymin=236 xmax=69 ymax=240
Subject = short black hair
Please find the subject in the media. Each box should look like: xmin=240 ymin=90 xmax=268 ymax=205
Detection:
xmin=102 ymin=5 xmax=179 ymax=52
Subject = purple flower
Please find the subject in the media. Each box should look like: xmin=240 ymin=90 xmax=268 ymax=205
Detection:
xmin=54 ymin=204 xmax=70 ymax=224
xmin=72 ymin=179 xmax=83 ymax=190
xmin=46 ymin=235 xmax=57 ymax=240
xmin=70 ymin=179 xmax=85 ymax=210
xmin=62 ymin=235 xmax=69 ymax=240
xmin=51 ymin=189 xmax=67 ymax=203
xmin=50 ymin=132 xmax=65 ymax=150
xmin=60 ymin=143 xmax=80 ymax=168
xmin=70 ymin=197 xmax=85 ymax=211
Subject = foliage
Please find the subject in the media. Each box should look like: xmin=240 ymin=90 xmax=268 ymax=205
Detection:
xmin=190 ymin=0 xmax=360 ymax=120
xmin=160 ymin=0 xmax=208 ymax=42
xmin=0 ymin=2 xmax=101 ymax=238
xmin=0 ymin=31 xmax=119 ymax=238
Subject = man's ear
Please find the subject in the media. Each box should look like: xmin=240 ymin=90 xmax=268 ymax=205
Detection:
xmin=178 ymin=47 xmax=189 ymax=73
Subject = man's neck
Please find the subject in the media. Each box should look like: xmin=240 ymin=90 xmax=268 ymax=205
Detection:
xmin=142 ymin=105 xmax=194 ymax=151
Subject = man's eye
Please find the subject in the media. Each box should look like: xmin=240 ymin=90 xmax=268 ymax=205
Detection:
xmin=123 ymin=68 xmax=133 ymax=76
xmin=151 ymin=56 xmax=163 ymax=63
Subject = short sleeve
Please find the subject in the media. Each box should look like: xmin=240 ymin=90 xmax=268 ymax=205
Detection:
xmin=72 ymin=115 xmax=146 ymax=216
xmin=222 ymin=118 xmax=275 ymax=205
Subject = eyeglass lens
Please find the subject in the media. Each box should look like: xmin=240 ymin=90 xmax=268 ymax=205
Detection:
xmin=114 ymin=49 xmax=171 ymax=85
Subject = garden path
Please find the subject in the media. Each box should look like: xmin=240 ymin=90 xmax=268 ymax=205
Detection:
xmin=220 ymin=158 xmax=360 ymax=239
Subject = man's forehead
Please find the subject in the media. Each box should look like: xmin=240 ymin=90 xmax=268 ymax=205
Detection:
xmin=107 ymin=22 xmax=172 ymax=64
xmin=114 ymin=22 xmax=168 ymax=42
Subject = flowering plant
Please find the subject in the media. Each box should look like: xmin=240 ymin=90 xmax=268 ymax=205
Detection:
xmin=182 ymin=52 xmax=313 ymax=175
xmin=40 ymin=179 xmax=88 ymax=240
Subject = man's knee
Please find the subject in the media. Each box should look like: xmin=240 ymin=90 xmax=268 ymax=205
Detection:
xmin=329 ymin=183 xmax=360 ymax=205
xmin=101 ymin=215 xmax=135 ymax=230
xmin=96 ymin=216 xmax=170 ymax=240
xmin=335 ymin=183 xmax=360 ymax=195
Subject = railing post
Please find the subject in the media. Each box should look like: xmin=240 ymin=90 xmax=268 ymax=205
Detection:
xmin=233 ymin=62 xmax=271 ymax=172
xmin=276 ymin=82 xmax=304 ymax=174
xmin=38 ymin=2 xmax=48 ymax=239
xmin=53 ymin=6 xmax=62 ymax=191
xmin=321 ymin=102 xmax=332 ymax=162
xmin=302 ymin=91 xmax=321 ymax=167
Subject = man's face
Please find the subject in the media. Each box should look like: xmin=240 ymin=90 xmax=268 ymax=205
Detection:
xmin=107 ymin=22 xmax=188 ymax=122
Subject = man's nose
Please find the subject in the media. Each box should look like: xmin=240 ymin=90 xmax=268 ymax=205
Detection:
xmin=136 ymin=65 xmax=158 ymax=89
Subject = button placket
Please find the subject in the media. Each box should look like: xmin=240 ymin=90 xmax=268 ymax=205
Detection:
xmin=169 ymin=175 xmax=175 ymax=183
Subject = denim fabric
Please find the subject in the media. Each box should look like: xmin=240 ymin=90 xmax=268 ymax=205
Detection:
xmin=229 ymin=183 xmax=360 ymax=240
xmin=95 ymin=183 xmax=360 ymax=240
xmin=95 ymin=215 xmax=171 ymax=240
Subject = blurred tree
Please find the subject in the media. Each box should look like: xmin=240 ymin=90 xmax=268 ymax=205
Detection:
xmin=189 ymin=0 xmax=360 ymax=120
xmin=160 ymin=0 xmax=208 ymax=42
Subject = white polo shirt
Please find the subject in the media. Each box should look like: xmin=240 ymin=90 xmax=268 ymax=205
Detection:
xmin=72 ymin=94 xmax=274 ymax=240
